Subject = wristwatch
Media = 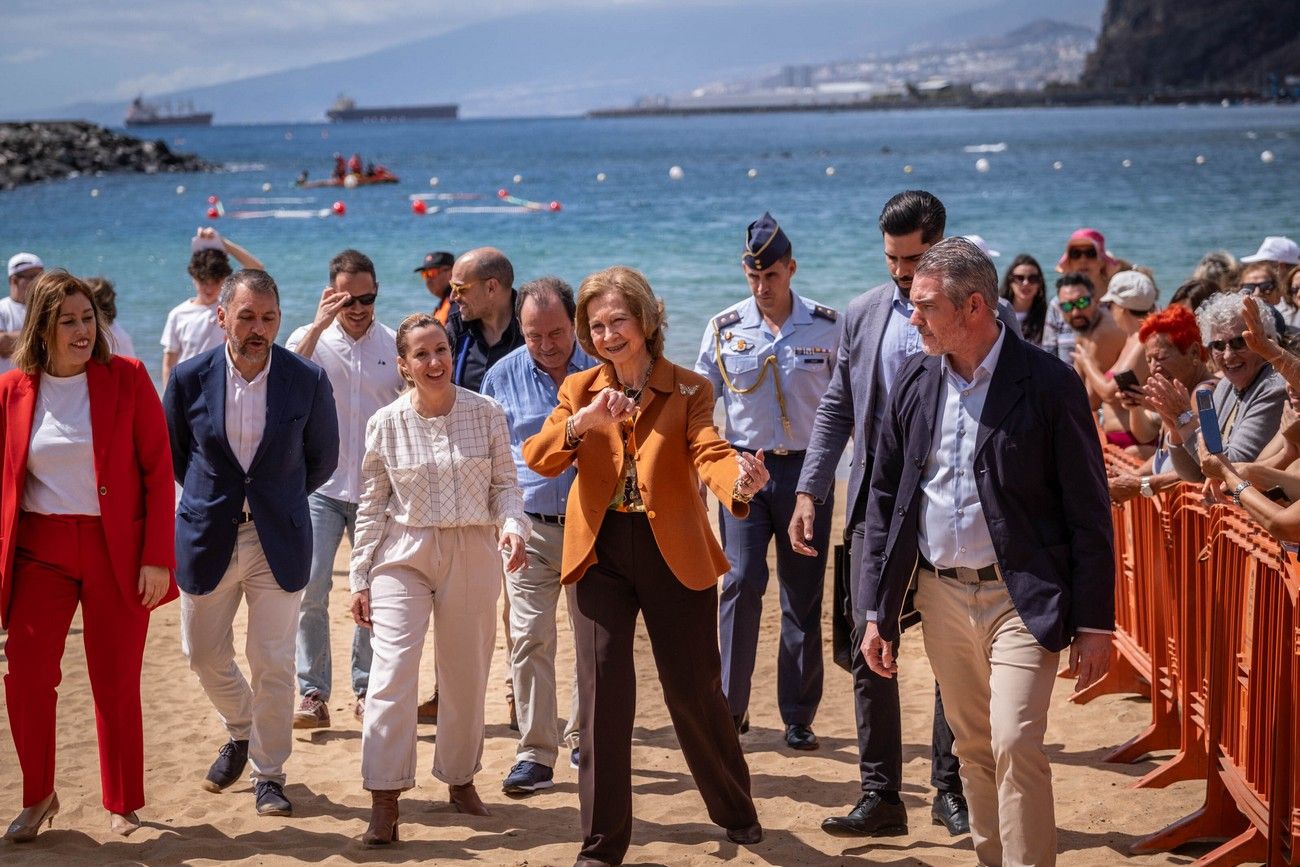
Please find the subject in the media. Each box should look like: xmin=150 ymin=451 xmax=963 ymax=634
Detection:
xmin=1176 ymin=409 xmax=1194 ymax=428
xmin=1232 ymin=480 xmax=1253 ymax=507
xmin=1139 ymin=476 xmax=1155 ymax=498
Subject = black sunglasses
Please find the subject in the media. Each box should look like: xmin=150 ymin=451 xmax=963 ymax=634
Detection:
xmin=343 ymin=293 xmax=378 ymax=307
xmin=1207 ymin=334 xmax=1248 ymax=354
xmin=1239 ymin=281 xmax=1276 ymax=296
xmin=1067 ymin=247 xmax=1099 ymax=260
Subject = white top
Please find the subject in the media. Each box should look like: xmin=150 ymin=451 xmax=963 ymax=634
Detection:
xmin=350 ymin=388 xmax=530 ymax=591
xmin=23 ymin=371 xmax=99 ymax=516
xmin=0 ymin=296 xmax=28 ymax=375
xmin=919 ymin=326 xmax=1007 ymax=570
xmin=224 ymin=345 xmax=271 ymax=515
xmin=108 ymin=322 xmax=136 ymax=358
xmin=286 ymin=320 xmax=403 ymax=503
xmin=160 ymin=297 xmax=224 ymax=362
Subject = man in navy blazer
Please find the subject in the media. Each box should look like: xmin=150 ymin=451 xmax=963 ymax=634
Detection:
xmin=164 ymin=269 xmax=338 ymax=818
xmin=858 ymin=238 xmax=1113 ymax=866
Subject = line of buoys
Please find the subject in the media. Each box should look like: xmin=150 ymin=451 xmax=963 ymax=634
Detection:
xmin=206 ymin=195 xmax=225 ymax=219
xmin=497 ymin=189 xmax=562 ymax=212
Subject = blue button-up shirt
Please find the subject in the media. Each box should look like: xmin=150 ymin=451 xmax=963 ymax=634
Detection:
xmin=694 ymin=291 xmax=841 ymax=452
xmin=873 ymin=286 xmax=926 ymax=433
xmin=481 ymin=342 xmax=597 ymax=516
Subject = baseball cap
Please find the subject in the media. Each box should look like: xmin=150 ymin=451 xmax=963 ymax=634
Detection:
xmin=1057 ymin=228 xmax=1119 ymax=272
xmin=962 ymin=234 xmax=1001 ymax=259
xmin=7 ymin=252 xmax=43 ymax=278
xmin=1100 ymin=270 xmax=1156 ymax=312
xmin=414 ymin=251 xmax=455 ymax=273
xmin=1240 ymin=236 xmax=1300 ymax=266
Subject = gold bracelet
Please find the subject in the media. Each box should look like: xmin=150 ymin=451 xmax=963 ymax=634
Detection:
xmin=565 ymin=416 xmax=584 ymax=448
xmin=732 ymin=478 xmax=755 ymax=504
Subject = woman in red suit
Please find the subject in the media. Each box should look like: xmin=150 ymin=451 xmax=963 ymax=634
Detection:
xmin=0 ymin=270 xmax=177 ymax=841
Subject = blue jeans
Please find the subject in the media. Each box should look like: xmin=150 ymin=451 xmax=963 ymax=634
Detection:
xmin=296 ymin=493 xmax=371 ymax=700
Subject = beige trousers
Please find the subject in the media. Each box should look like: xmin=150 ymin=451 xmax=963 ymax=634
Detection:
xmin=180 ymin=523 xmax=303 ymax=786
xmin=914 ymin=567 xmax=1060 ymax=867
xmin=506 ymin=521 xmax=580 ymax=766
xmin=361 ymin=523 xmax=500 ymax=790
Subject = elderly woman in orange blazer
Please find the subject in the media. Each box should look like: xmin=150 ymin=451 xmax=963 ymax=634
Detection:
xmin=0 ymin=271 xmax=176 ymax=842
xmin=523 ymin=266 xmax=768 ymax=867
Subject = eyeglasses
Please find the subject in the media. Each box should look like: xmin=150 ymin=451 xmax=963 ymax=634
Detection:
xmin=1239 ymin=280 xmax=1276 ymax=296
xmin=1067 ymin=247 xmax=1099 ymax=261
xmin=1059 ymin=296 xmax=1092 ymax=312
xmin=449 ymin=279 xmax=484 ymax=295
xmin=342 ymin=293 xmax=377 ymax=307
xmin=1010 ymin=273 xmax=1042 ymax=284
xmin=1207 ymin=334 xmax=1248 ymax=354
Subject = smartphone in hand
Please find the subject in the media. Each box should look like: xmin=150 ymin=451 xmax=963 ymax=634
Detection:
xmin=1113 ymin=369 xmax=1141 ymax=394
xmin=1196 ymin=389 xmax=1224 ymax=454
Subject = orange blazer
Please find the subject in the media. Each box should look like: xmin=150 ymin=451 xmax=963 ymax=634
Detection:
xmin=0 ymin=356 xmax=178 ymax=628
xmin=523 ymin=360 xmax=747 ymax=590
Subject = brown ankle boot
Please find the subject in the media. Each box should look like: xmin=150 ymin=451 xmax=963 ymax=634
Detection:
xmin=361 ymin=789 xmax=400 ymax=846
xmin=449 ymin=782 xmax=491 ymax=816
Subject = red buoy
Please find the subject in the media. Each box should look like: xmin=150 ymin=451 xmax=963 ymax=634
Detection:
xmin=549 ymin=201 xmax=562 ymax=212
xmin=497 ymin=188 xmax=509 ymax=199
xmin=206 ymin=206 xmax=220 ymax=219
xmin=332 ymin=201 xmax=346 ymax=216
xmin=207 ymin=195 xmax=219 ymax=205
xmin=411 ymin=199 xmax=428 ymax=215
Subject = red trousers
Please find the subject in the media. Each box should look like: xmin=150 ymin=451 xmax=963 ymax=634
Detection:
xmin=3 ymin=512 xmax=150 ymax=812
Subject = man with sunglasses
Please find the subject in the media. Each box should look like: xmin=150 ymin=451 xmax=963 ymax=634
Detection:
xmin=0 ymin=252 xmax=43 ymax=375
xmin=447 ymin=246 xmax=525 ymax=392
xmin=414 ymin=251 xmax=456 ymax=324
xmin=1053 ymin=273 xmax=1126 ymax=407
xmin=287 ymin=249 xmax=405 ymax=728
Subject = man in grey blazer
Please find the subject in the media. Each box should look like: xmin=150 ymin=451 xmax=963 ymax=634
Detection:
xmin=791 ymin=191 xmax=1019 ymax=838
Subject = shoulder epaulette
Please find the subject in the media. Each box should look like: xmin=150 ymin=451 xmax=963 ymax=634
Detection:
xmin=712 ymin=309 xmax=742 ymax=331
xmin=812 ymin=304 xmax=838 ymax=322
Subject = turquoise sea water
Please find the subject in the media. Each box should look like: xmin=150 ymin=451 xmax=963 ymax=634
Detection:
xmin=0 ymin=105 xmax=1297 ymax=384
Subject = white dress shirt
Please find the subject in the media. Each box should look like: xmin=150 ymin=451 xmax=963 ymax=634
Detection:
xmin=23 ymin=372 xmax=99 ymax=515
xmin=350 ymin=388 xmax=531 ymax=591
xmin=287 ymin=320 xmax=403 ymax=503
xmin=919 ymin=325 xmax=1007 ymax=570
xmin=225 ymin=346 xmax=271 ymax=513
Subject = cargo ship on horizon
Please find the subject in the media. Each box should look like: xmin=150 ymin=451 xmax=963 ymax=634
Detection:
xmin=326 ymin=95 xmax=458 ymax=123
xmin=124 ymin=95 xmax=213 ymax=128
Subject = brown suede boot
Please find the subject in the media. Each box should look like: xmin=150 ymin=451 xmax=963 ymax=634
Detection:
xmin=449 ymin=782 xmax=491 ymax=816
xmin=361 ymin=789 xmax=400 ymax=846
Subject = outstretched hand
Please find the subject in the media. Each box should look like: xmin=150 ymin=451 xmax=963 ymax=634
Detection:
xmin=735 ymin=449 xmax=769 ymax=499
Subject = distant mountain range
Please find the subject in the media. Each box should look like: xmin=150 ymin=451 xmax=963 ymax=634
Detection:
xmin=30 ymin=0 xmax=1105 ymax=124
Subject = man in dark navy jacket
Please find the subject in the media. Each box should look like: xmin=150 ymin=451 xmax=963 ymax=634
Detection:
xmin=858 ymin=238 xmax=1114 ymax=867
xmin=164 ymin=269 xmax=338 ymax=818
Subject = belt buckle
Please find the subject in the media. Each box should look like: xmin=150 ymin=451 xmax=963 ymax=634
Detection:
xmin=771 ymin=447 xmax=790 ymax=456
xmin=555 ymin=513 xmax=565 ymax=527
xmin=952 ymin=566 xmax=981 ymax=585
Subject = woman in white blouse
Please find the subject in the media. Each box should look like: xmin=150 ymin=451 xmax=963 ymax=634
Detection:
xmin=349 ymin=312 xmax=528 ymax=845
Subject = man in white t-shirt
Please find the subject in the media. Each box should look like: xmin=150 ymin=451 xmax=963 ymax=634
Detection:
xmin=0 ymin=252 xmax=43 ymax=375
xmin=160 ymin=228 xmax=263 ymax=384
xmin=285 ymin=249 xmax=404 ymax=728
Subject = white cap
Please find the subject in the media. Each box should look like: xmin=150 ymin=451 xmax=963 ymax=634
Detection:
xmin=1241 ymin=235 xmax=1300 ymax=266
xmin=962 ymin=234 xmax=1001 ymax=258
xmin=1100 ymin=270 xmax=1157 ymax=312
xmin=7 ymin=252 xmax=43 ymax=278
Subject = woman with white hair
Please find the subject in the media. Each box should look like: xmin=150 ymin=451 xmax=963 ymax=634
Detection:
xmin=1146 ymin=291 xmax=1286 ymax=483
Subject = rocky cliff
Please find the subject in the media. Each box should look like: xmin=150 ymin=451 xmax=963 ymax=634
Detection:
xmin=1081 ymin=0 xmax=1300 ymax=90
xmin=0 ymin=121 xmax=213 ymax=191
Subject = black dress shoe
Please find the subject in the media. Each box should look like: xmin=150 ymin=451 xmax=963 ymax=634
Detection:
xmin=733 ymin=712 xmax=749 ymax=734
xmin=255 ymin=781 xmax=293 ymax=816
xmin=931 ymin=791 xmax=970 ymax=836
xmin=202 ymin=739 xmax=249 ymax=793
xmin=784 ymin=724 xmax=820 ymax=751
xmin=821 ymin=791 xmax=908 ymax=837
xmin=726 ymin=821 xmax=763 ymax=844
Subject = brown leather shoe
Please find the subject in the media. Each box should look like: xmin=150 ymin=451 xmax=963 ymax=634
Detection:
xmin=109 ymin=811 xmax=141 ymax=836
xmin=417 ymin=691 xmax=439 ymax=725
xmin=449 ymin=782 xmax=491 ymax=816
xmin=3 ymin=791 xmax=59 ymax=843
xmin=361 ymin=789 xmax=400 ymax=846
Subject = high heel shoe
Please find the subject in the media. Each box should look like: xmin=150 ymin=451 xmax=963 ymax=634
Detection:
xmin=4 ymin=791 xmax=59 ymax=843
xmin=449 ymin=782 xmax=491 ymax=816
xmin=109 ymin=811 xmax=141 ymax=837
xmin=360 ymin=789 xmax=400 ymax=846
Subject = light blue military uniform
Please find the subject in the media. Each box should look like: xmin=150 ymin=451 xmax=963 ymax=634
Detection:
xmin=695 ymin=274 xmax=842 ymax=731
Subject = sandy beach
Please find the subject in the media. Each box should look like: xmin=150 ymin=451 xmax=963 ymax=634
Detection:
xmin=0 ymin=482 xmax=1214 ymax=865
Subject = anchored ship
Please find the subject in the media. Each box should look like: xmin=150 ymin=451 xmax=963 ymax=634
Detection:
xmin=326 ymin=95 xmax=458 ymax=123
xmin=124 ymin=95 xmax=213 ymax=128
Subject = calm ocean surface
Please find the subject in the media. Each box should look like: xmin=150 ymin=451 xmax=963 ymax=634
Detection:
xmin=1 ymin=105 xmax=1297 ymax=384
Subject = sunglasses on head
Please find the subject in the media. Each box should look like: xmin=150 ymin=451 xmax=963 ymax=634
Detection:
xmin=1207 ymin=335 xmax=1248 ymax=354
xmin=343 ymin=293 xmax=378 ymax=307
xmin=1059 ymin=296 xmax=1092 ymax=312
xmin=1239 ymin=280 xmax=1276 ymax=296
xmin=1067 ymin=246 xmax=1099 ymax=260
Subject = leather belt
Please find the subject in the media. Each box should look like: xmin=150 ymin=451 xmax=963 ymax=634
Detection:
xmin=918 ymin=554 xmax=1000 ymax=584
xmin=526 ymin=511 xmax=565 ymax=527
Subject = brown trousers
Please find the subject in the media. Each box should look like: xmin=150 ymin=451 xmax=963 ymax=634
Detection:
xmin=572 ymin=511 xmax=757 ymax=865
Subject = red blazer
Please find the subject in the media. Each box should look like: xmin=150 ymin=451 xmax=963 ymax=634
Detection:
xmin=0 ymin=356 xmax=177 ymax=627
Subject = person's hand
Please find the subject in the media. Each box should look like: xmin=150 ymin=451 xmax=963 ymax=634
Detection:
xmin=192 ymin=226 xmax=225 ymax=250
xmin=351 ymin=589 xmax=372 ymax=628
xmin=1241 ymin=295 xmax=1284 ymax=362
xmin=1143 ymin=374 xmax=1193 ymax=428
xmin=1200 ymin=452 xmax=1233 ymax=483
xmin=1068 ymin=631 xmax=1112 ymax=691
xmin=1108 ymin=472 xmax=1141 ymax=504
xmin=735 ymin=449 xmax=769 ymax=499
xmin=573 ymin=388 xmax=637 ymax=434
xmin=1281 ymin=402 xmax=1300 ymax=447
xmin=500 ymin=531 xmax=526 ymax=573
xmin=789 ymin=492 xmax=819 ymax=556
xmin=137 ymin=565 xmax=169 ymax=609
xmin=1117 ymin=386 xmax=1144 ymax=408
xmin=313 ymin=285 xmax=352 ymax=329
xmin=1201 ymin=477 xmax=1226 ymax=504
xmin=860 ymin=621 xmax=897 ymax=678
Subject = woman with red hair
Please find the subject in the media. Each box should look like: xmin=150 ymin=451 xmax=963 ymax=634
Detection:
xmin=1108 ymin=304 xmax=1215 ymax=503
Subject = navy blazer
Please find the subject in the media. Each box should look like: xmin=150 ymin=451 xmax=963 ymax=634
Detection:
xmin=163 ymin=343 xmax=339 ymax=595
xmin=856 ymin=328 xmax=1114 ymax=653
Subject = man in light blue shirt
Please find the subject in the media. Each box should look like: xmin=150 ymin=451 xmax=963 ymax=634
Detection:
xmin=481 ymin=276 xmax=596 ymax=796
xmin=695 ymin=213 xmax=841 ymax=751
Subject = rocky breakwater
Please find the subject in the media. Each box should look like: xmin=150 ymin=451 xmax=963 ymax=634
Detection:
xmin=0 ymin=121 xmax=215 ymax=191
